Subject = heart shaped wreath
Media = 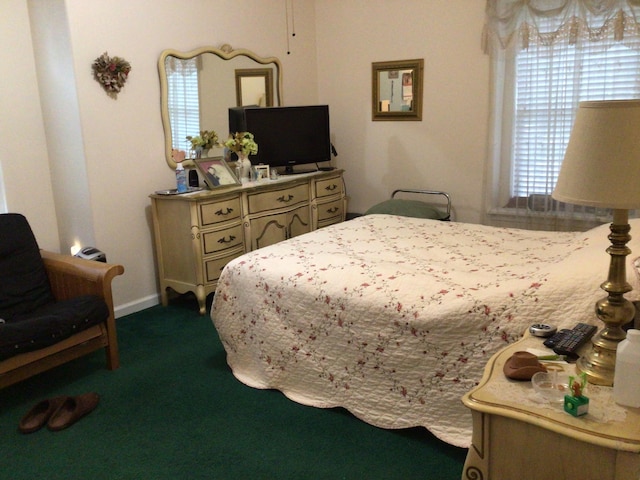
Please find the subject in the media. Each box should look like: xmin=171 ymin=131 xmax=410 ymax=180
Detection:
xmin=92 ymin=52 xmax=131 ymax=98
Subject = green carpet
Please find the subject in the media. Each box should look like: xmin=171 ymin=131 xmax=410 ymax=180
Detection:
xmin=0 ymin=297 xmax=466 ymax=479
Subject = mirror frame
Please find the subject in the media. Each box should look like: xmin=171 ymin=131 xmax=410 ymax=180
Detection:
xmin=159 ymin=44 xmax=283 ymax=168
xmin=371 ymin=59 xmax=423 ymax=121
xmin=235 ymin=68 xmax=274 ymax=107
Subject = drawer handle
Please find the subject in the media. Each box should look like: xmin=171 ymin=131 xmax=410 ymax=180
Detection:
xmin=325 ymin=184 xmax=338 ymax=192
xmin=277 ymin=194 xmax=294 ymax=203
xmin=215 ymin=207 xmax=234 ymax=216
xmin=218 ymin=235 xmax=236 ymax=244
xmin=326 ymin=207 xmax=339 ymax=214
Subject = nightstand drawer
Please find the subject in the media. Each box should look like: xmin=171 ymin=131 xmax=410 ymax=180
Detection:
xmin=202 ymin=224 xmax=244 ymax=254
xmin=315 ymin=176 xmax=343 ymax=198
xmin=199 ymin=197 xmax=242 ymax=226
xmin=248 ymin=184 xmax=309 ymax=214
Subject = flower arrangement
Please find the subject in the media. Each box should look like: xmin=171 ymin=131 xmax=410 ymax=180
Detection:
xmin=92 ymin=52 xmax=131 ymax=98
xmin=224 ymin=132 xmax=258 ymax=157
xmin=186 ymin=130 xmax=219 ymax=151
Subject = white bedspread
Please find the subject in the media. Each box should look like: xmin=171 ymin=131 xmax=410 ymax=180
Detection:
xmin=211 ymin=215 xmax=640 ymax=448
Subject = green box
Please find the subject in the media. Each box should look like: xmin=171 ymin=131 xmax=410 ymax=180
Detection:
xmin=564 ymin=395 xmax=589 ymax=417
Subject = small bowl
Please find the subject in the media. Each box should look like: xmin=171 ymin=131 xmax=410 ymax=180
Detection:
xmin=531 ymin=370 xmax=570 ymax=403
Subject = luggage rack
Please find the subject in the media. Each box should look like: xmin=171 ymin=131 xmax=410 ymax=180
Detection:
xmin=365 ymin=189 xmax=451 ymax=221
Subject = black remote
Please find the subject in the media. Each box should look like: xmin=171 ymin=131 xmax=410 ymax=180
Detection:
xmin=543 ymin=329 xmax=571 ymax=349
xmin=547 ymin=323 xmax=597 ymax=357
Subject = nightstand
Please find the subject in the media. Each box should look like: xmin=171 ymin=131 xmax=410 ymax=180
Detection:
xmin=462 ymin=333 xmax=640 ymax=480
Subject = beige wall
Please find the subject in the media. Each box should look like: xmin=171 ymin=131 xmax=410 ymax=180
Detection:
xmin=1 ymin=0 xmax=489 ymax=316
xmin=316 ymin=0 xmax=488 ymax=220
xmin=1 ymin=0 xmax=59 ymax=249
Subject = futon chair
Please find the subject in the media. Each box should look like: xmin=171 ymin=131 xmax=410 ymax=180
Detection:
xmin=364 ymin=189 xmax=451 ymax=221
xmin=0 ymin=213 xmax=124 ymax=389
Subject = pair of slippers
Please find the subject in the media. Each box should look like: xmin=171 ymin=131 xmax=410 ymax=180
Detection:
xmin=18 ymin=392 xmax=100 ymax=433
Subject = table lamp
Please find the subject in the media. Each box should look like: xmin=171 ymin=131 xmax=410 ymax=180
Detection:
xmin=552 ymin=99 xmax=640 ymax=386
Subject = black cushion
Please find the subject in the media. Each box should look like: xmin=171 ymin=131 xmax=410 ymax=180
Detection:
xmin=0 ymin=213 xmax=110 ymax=361
xmin=0 ymin=294 xmax=109 ymax=360
xmin=0 ymin=213 xmax=54 ymax=320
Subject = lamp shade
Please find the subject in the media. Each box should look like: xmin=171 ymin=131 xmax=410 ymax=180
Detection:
xmin=552 ymin=100 xmax=640 ymax=209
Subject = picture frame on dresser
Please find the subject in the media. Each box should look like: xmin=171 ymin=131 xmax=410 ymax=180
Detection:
xmin=253 ymin=164 xmax=269 ymax=181
xmin=194 ymin=157 xmax=240 ymax=189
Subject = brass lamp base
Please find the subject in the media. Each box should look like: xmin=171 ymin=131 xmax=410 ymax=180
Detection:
xmin=576 ymin=211 xmax=635 ymax=386
xmin=577 ymin=330 xmax=625 ymax=386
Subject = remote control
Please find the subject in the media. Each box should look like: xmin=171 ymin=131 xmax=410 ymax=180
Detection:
xmin=543 ymin=329 xmax=570 ymax=349
xmin=545 ymin=323 xmax=597 ymax=357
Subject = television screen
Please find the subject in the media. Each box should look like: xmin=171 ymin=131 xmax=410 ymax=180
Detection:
xmin=232 ymin=105 xmax=331 ymax=172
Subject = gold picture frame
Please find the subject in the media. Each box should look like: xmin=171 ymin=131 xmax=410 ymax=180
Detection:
xmin=372 ymin=59 xmax=423 ymax=121
xmin=194 ymin=157 xmax=240 ymax=189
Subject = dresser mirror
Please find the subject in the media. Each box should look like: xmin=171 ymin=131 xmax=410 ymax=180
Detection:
xmin=371 ymin=59 xmax=423 ymax=121
xmin=159 ymin=45 xmax=283 ymax=168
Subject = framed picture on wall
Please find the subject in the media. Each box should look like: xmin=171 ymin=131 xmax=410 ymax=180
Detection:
xmin=194 ymin=157 xmax=240 ymax=189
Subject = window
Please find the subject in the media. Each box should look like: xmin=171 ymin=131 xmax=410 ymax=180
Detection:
xmin=166 ymin=57 xmax=200 ymax=153
xmin=484 ymin=1 xmax=640 ymax=228
xmin=511 ymin=40 xmax=640 ymax=202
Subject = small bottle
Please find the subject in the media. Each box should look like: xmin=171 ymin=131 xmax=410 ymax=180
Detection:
xmin=176 ymin=162 xmax=187 ymax=193
xmin=614 ymin=329 xmax=640 ymax=407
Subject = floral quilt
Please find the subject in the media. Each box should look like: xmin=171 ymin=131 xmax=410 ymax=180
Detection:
xmin=211 ymin=215 xmax=640 ymax=448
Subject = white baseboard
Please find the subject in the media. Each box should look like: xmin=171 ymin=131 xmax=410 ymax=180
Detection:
xmin=114 ymin=294 xmax=160 ymax=318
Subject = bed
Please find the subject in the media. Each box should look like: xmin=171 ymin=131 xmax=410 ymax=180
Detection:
xmin=211 ymin=215 xmax=640 ymax=448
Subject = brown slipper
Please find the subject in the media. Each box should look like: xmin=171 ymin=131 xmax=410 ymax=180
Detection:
xmin=19 ymin=396 xmax=69 ymax=434
xmin=47 ymin=393 xmax=100 ymax=431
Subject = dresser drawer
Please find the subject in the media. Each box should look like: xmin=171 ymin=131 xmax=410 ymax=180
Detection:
xmin=204 ymin=248 xmax=244 ymax=283
xmin=202 ymin=223 xmax=244 ymax=255
xmin=199 ymin=197 xmax=242 ymax=226
xmin=315 ymin=176 xmax=343 ymax=199
xmin=317 ymin=198 xmax=344 ymax=222
xmin=248 ymin=183 xmax=309 ymax=214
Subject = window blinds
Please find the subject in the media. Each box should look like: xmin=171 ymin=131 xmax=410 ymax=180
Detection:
xmin=512 ymin=40 xmax=640 ymax=199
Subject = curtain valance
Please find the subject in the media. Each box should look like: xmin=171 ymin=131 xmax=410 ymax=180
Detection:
xmin=164 ymin=56 xmax=201 ymax=75
xmin=483 ymin=0 xmax=640 ymax=53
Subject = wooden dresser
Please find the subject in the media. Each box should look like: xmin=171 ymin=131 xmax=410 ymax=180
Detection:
xmin=150 ymin=170 xmax=346 ymax=314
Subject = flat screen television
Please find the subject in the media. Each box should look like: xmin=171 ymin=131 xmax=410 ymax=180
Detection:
xmin=229 ymin=105 xmax=331 ymax=173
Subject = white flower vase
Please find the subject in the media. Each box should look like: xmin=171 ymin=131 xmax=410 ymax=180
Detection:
xmin=238 ymin=153 xmax=252 ymax=183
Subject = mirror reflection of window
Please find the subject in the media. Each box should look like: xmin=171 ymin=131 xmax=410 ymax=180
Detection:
xmin=165 ymin=57 xmax=200 ymax=152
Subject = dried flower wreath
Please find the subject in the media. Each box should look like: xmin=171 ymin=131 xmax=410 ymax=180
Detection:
xmin=92 ymin=52 xmax=131 ymax=98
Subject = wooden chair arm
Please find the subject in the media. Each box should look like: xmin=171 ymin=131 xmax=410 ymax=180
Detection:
xmin=40 ymin=250 xmax=124 ymax=308
xmin=40 ymin=250 xmax=125 ymax=371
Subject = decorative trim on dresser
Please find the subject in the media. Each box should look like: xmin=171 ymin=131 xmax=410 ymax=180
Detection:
xmin=150 ymin=170 xmax=346 ymax=314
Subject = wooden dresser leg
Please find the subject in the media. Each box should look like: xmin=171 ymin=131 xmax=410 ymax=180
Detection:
xmin=195 ymin=285 xmax=206 ymax=315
